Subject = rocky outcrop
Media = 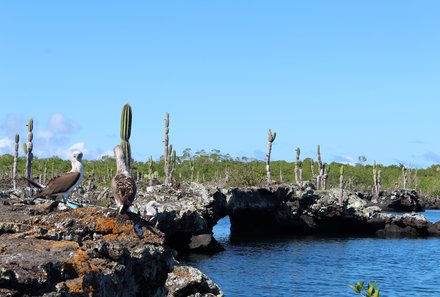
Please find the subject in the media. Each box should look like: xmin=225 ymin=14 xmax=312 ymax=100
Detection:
xmin=165 ymin=266 xmax=223 ymax=297
xmin=377 ymin=213 xmax=430 ymax=237
xmin=0 ymin=201 xmax=175 ymax=296
xmin=132 ymin=183 xmax=227 ymax=253
xmin=418 ymin=194 xmax=440 ymax=210
xmin=224 ymin=186 xmax=436 ymax=237
xmin=0 ymin=200 xmax=220 ymax=297
xmin=371 ymin=189 xmax=423 ymax=212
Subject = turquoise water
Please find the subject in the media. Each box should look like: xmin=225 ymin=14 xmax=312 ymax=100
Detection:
xmin=182 ymin=210 xmax=440 ymax=296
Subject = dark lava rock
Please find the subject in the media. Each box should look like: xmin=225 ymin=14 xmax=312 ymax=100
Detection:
xmin=165 ymin=266 xmax=223 ymax=297
xmin=133 ymin=183 xmax=227 ymax=254
xmin=372 ymin=189 xmax=423 ymax=212
xmin=0 ymin=202 xmax=175 ymax=296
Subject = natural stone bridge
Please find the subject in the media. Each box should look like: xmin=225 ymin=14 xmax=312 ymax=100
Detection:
xmin=133 ymin=184 xmax=440 ymax=253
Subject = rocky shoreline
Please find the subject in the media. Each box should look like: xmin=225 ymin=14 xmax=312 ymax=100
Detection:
xmin=1 ymin=181 xmax=440 ymax=296
xmin=0 ymin=200 xmax=223 ymax=297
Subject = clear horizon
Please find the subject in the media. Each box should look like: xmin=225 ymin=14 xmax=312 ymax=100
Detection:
xmin=1 ymin=1 xmax=439 ymax=168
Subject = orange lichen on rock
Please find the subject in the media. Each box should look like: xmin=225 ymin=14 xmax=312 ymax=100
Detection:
xmin=94 ymin=216 xmax=135 ymax=236
xmin=69 ymin=249 xmax=100 ymax=275
xmin=172 ymin=267 xmax=192 ymax=279
xmin=64 ymin=275 xmax=85 ymax=294
xmin=63 ymin=275 xmax=95 ymax=295
xmin=47 ymin=240 xmax=78 ymax=249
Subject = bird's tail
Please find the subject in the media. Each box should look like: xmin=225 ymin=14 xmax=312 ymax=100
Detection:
xmin=24 ymin=177 xmax=45 ymax=189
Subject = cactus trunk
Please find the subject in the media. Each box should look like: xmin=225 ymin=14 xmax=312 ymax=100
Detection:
xmin=316 ymin=144 xmax=325 ymax=190
xmin=339 ymin=166 xmax=344 ymax=205
xmin=295 ymin=147 xmax=302 ymax=187
xmin=12 ymin=134 xmax=19 ymax=191
xmin=25 ymin=119 xmax=33 ymax=187
xmin=265 ymin=129 xmax=276 ymax=185
xmin=190 ymin=159 xmax=195 ymax=183
xmin=402 ymin=166 xmax=407 ymax=190
xmin=164 ymin=112 xmax=170 ymax=184
xmin=120 ymin=104 xmax=132 ymax=172
xmin=373 ymin=161 xmax=381 ymax=198
xmin=148 ymin=156 xmax=153 ymax=187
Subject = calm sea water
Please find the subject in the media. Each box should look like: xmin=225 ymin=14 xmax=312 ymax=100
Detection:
xmin=182 ymin=210 xmax=440 ymax=297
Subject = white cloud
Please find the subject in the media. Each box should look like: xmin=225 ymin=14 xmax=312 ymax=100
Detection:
xmin=423 ymin=152 xmax=440 ymax=164
xmin=99 ymin=149 xmax=114 ymax=159
xmin=0 ymin=115 xmax=23 ymax=133
xmin=36 ymin=129 xmax=53 ymax=143
xmin=69 ymin=142 xmax=87 ymax=153
xmin=332 ymin=155 xmax=356 ymax=165
xmin=53 ymin=142 xmax=89 ymax=159
xmin=0 ymin=137 xmax=13 ymax=149
xmin=48 ymin=113 xmax=79 ymax=134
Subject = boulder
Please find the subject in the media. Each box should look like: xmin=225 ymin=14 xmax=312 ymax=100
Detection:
xmin=372 ymin=189 xmax=423 ymax=212
xmin=165 ymin=266 xmax=223 ymax=297
xmin=377 ymin=213 xmax=430 ymax=237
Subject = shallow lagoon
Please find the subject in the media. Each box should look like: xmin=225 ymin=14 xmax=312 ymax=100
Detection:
xmin=182 ymin=210 xmax=440 ymax=296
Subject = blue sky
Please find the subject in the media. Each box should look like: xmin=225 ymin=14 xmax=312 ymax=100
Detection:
xmin=0 ymin=1 xmax=439 ymax=168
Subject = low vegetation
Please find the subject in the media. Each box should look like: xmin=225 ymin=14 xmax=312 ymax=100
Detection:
xmin=1 ymin=149 xmax=440 ymax=196
xmin=350 ymin=281 xmax=380 ymax=297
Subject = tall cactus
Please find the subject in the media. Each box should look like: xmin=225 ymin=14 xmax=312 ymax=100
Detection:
xmin=120 ymin=104 xmax=132 ymax=172
xmin=316 ymin=145 xmax=321 ymax=189
xmin=265 ymin=129 xmax=276 ymax=185
xmin=25 ymin=119 xmax=33 ymax=186
xmin=339 ymin=165 xmax=344 ymax=205
xmin=169 ymin=148 xmax=176 ymax=183
xmin=295 ymin=147 xmax=303 ymax=187
xmin=190 ymin=159 xmax=195 ymax=183
xmin=323 ymin=164 xmax=328 ymax=190
xmin=87 ymin=168 xmax=95 ymax=191
xmin=310 ymin=158 xmax=316 ymax=182
xmin=43 ymin=163 xmax=47 ymax=184
xmin=373 ymin=161 xmax=381 ymax=198
xmin=147 ymin=156 xmax=154 ymax=186
xmin=164 ymin=112 xmax=171 ymax=184
xmin=402 ymin=166 xmax=407 ymax=190
xmin=12 ymin=134 xmax=19 ymax=191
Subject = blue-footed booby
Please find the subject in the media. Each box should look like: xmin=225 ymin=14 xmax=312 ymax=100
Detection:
xmin=111 ymin=145 xmax=137 ymax=214
xmin=32 ymin=151 xmax=83 ymax=208
xmin=144 ymin=200 xmax=161 ymax=225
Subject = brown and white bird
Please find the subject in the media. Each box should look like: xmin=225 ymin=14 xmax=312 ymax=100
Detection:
xmin=144 ymin=200 xmax=161 ymax=225
xmin=31 ymin=151 xmax=83 ymax=208
xmin=111 ymin=145 xmax=137 ymax=214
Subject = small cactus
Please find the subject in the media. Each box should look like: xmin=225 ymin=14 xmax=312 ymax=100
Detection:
xmin=295 ymin=147 xmax=303 ymax=187
xmin=373 ymin=161 xmax=381 ymax=197
xmin=12 ymin=134 xmax=19 ymax=191
xmin=190 ymin=159 xmax=195 ymax=183
xmin=402 ymin=166 xmax=407 ymax=190
xmin=322 ymin=164 xmax=329 ymax=190
xmin=164 ymin=112 xmax=171 ymax=184
xmin=120 ymin=104 xmax=132 ymax=172
xmin=339 ymin=166 xmax=344 ymax=205
xmin=166 ymin=145 xmax=176 ymax=183
xmin=316 ymin=145 xmax=326 ymax=190
xmin=25 ymin=119 xmax=33 ymax=187
xmin=43 ymin=164 xmax=47 ymax=184
xmin=148 ymin=156 xmax=154 ymax=186
xmin=265 ymin=129 xmax=276 ymax=185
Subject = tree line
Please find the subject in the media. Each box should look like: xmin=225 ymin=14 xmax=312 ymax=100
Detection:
xmin=1 ymin=149 xmax=440 ymax=196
